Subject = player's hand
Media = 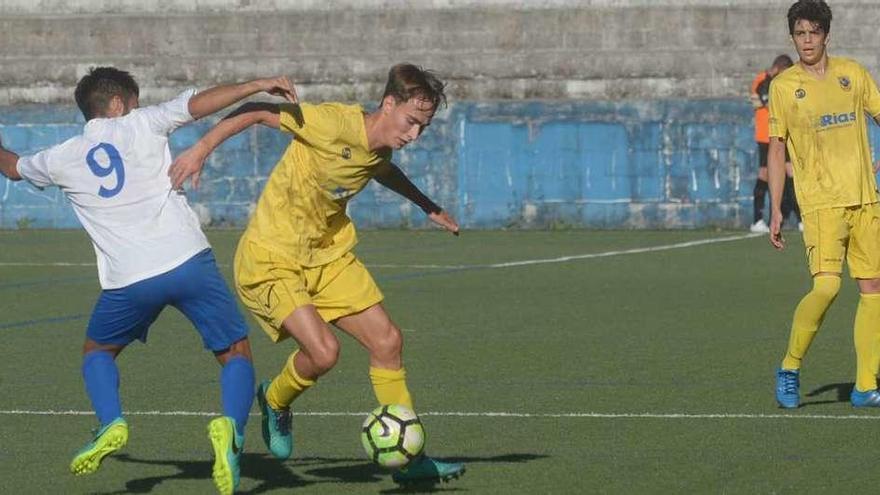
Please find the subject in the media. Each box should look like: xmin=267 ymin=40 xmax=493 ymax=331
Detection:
xmin=429 ymin=210 xmax=460 ymax=236
xmin=169 ymin=142 xmax=209 ymax=190
xmin=769 ymin=211 xmax=785 ymax=250
xmin=873 ymin=160 xmax=880 ymax=174
xmin=259 ymin=76 xmax=298 ymax=104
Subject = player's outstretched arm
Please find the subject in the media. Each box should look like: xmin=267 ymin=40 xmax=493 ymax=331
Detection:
xmin=767 ymin=137 xmax=787 ymax=250
xmin=187 ymin=77 xmax=297 ymax=120
xmin=374 ymin=163 xmax=459 ymax=235
xmin=169 ymin=102 xmax=282 ymax=189
xmin=0 ymin=135 xmax=22 ymax=181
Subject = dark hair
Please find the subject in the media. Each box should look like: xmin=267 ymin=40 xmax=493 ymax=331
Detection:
xmin=381 ymin=63 xmax=447 ymax=110
xmin=787 ymin=0 xmax=832 ymax=35
xmin=772 ymin=54 xmax=794 ymax=69
xmin=74 ymin=67 xmax=139 ymax=120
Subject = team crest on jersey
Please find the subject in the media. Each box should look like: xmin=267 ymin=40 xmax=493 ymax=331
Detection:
xmin=838 ymin=76 xmax=852 ymax=91
xmin=795 ymin=88 xmax=806 ymax=99
xmin=341 ymin=147 xmax=352 ymax=159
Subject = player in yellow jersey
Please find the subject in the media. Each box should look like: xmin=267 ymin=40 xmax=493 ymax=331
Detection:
xmin=169 ymin=64 xmax=464 ymax=484
xmin=769 ymin=0 xmax=880 ymax=408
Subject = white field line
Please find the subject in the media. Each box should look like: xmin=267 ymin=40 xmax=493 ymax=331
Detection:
xmin=0 ymin=233 xmax=762 ymax=270
xmin=0 ymin=409 xmax=877 ymax=420
xmin=368 ymin=233 xmax=763 ymax=269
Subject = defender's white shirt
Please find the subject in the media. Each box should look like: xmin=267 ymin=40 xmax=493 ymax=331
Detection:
xmin=16 ymin=90 xmax=210 ymax=289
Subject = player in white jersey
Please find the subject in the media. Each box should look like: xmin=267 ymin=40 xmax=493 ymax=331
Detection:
xmin=0 ymin=67 xmax=296 ymax=495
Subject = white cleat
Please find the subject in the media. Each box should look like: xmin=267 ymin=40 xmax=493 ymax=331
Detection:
xmin=750 ymin=219 xmax=770 ymax=233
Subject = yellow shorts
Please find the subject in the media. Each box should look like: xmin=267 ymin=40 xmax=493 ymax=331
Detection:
xmin=234 ymin=239 xmax=384 ymax=342
xmin=802 ymin=203 xmax=880 ymax=278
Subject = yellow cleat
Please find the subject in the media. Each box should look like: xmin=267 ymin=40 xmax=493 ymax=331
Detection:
xmin=208 ymin=416 xmax=243 ymax=495
xmin=69 ymin=418 xmax=128 ymax=476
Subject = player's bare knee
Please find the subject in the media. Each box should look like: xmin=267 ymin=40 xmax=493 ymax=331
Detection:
xmin=230 ymin=338 xmax=252 ymax=355
xmin=310 ymin=350 xmax=338 ymax=375
xmin=372 ymin=323 xmax=403 ymax=361
xmin=83 ymin=339 xmax=125 ymax=358
xmin=307 ymin=337 xmax=340 ymax=375
xmin=215 ymin=338 xmax=253 ymax=364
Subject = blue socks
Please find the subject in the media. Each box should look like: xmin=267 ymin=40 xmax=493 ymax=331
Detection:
xmin=221 ymin=355 xmax=255 ymax=433
xmin=82 ymin=350 xmax=122 ymax=427
xmin=83 ymin=350 xmax=254 ymax=434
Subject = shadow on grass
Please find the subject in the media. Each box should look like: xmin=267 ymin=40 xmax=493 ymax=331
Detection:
xmin=90 ymin=452 xmax=547 ymax=494
xmin=305 ymin=453 xmax=547 ymax=493
xmin=801 ymin=382 xmax=853 ymax=407
xmin=90 ymin=453 xmax=304 ymax=494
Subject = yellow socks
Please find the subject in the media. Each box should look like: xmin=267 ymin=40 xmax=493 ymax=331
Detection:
xmin=266 ymin=350 xmax=315 ymax=410
xmin=854 ymin=292 xmax=880 ymax=392
xmin=370 ymin=367 xmax=413 ymax=410
xmin=264 ymin=354 xmax=415 ymax=412
xmin=781 ymin=275 xmax=840 ymax=370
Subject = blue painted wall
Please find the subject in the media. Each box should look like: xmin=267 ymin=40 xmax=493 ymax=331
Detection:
xmin=2 ymin=100 xmax=879 ymax=229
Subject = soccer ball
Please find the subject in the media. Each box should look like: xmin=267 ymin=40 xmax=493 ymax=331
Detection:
xmin=360 ymin=404 xmax=425 ymax=469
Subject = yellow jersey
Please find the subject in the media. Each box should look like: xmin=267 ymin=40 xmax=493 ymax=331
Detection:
xmin=242 ymin=102 xmax=391 ymax=267
xmin=769 ymin=57 xmax=880 ymax=213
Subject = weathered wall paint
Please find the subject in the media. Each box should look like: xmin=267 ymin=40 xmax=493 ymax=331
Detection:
xmin=2 ymin=100 xmax=878 ymax=229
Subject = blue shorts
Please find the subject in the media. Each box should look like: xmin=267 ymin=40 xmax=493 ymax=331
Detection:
xmin=87 ymin=249 xmax=248 ymax=351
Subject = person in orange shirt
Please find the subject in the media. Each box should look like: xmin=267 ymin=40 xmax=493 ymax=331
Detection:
xmin=750 ymin=54 xmax=798 ymax=233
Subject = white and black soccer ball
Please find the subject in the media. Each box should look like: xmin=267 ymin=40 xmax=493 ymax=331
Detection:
xmin=360 ymin=404 xmax=426 ymax=469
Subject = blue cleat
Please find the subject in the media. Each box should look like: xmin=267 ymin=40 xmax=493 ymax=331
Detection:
xmin=70 ymin=417 xmax=128 ymax=475
xmin=775 ymin=368 xmax=800 ymax=409
xmin=392 ymin=455 xmax=466 ymax=485
xmin=256 ymin=380 xmax=293 ymax=459
xmin=851 ymin=389 xmax=880 ymax=407
xmin=207 ymin=416 xmax=243 ymax=495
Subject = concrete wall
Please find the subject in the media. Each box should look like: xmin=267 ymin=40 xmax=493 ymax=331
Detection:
xmin=2 ymin=1 xmax=880 ymax=104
